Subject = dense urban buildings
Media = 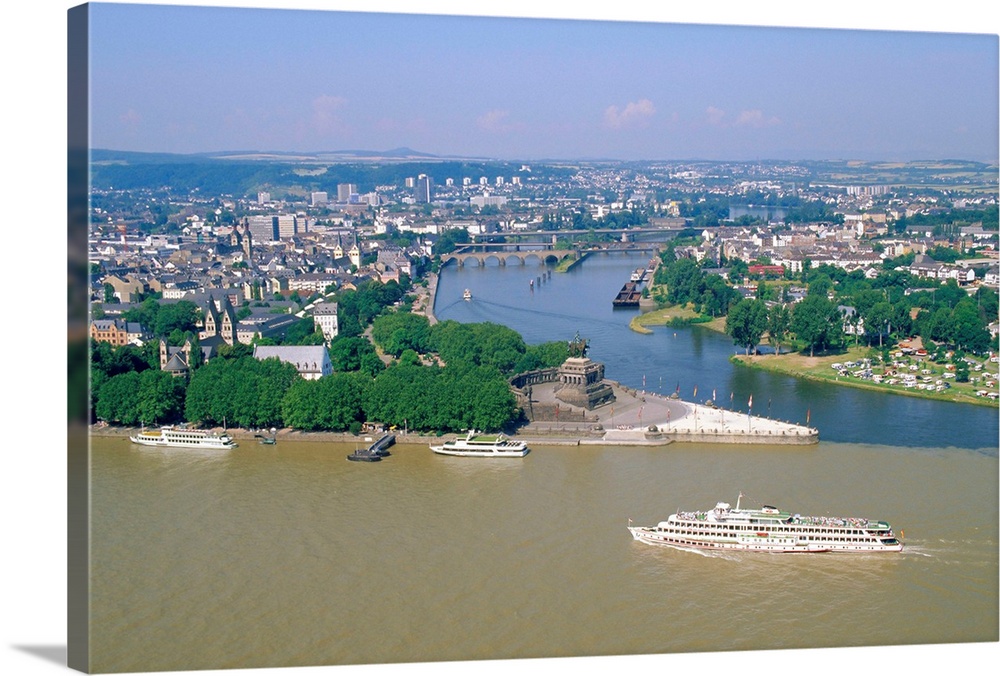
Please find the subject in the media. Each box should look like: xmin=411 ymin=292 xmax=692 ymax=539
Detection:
xmin=88 ymin=155 xmax=999 ymax=381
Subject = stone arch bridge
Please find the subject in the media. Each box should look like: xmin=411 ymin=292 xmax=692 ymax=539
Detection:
xmin=441 ymin=245 xmax=563 ymax=268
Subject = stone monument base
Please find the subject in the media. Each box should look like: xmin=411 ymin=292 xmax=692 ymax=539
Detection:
xmin=554 ymin=356 xmax=616 ymax=410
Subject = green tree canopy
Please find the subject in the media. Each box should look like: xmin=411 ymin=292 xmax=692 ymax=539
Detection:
xmin=185 ymin=355 xmax=300 ymax=428
xmin=284 ymin=317 xmax=325 ymax=345
xmin=95 ymin=369 xmax=185 ymax=426
xmin=862 ymin=301 xmax=894 ymax=347
xmin=371 ymin=312 xmax=432 ymax=357
xmin=281 ymin=372 xmax=369 ymax=431
xmin=792 ymin=295 xmax=843 ymax=357
xmin=726 ymin=298 xmax=769 ymax=355
xmin=153 ymin=300 xmax=201 ymax=337
xmin=362 ymin=362 xmax=517 ymax=432
xmin=766 ymin=303 xmax=791 ymax=352
xmin=328 ymin=336 xmax=379 ymax=371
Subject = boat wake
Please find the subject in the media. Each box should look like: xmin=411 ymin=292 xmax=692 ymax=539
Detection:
xmin=633 ymin=540 xmax=741 ymax=561
xmin=472 ymin=297 xmax=625 ymax=328
xmin=434 ymin=298 xmax=466 ymax=314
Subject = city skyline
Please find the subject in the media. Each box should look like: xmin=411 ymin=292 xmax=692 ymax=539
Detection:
xmin=87 ymin=1 xmax=999 ymax=163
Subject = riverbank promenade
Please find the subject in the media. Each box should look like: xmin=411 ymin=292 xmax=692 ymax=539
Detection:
xmin=519 ymin=380 xmax=819 ymax=445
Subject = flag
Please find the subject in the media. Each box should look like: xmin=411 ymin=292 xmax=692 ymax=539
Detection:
xmin=712 ymin=389 xmax=716 ymax=401
xmin=748 ymin=394 xmax=753 ymax=409
xmin=693 ymin=385 xmax=698 ymax=398
xmin=806 ymin=408 xmax=811 ymax=424
xmin=676 ymin=382 xmax=680 ymax=394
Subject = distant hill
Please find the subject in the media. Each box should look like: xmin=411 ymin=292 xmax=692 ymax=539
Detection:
xmin=91 ymin=147 xmax=449 ymax=164
xmin=86 ymin=148 xmax=555 ymax=195
xmin=87 ymin=150 xmax=997 ymax=198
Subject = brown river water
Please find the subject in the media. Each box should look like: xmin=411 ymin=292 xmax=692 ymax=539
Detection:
xmin=87 ymin=434 xmax=997 ymax=673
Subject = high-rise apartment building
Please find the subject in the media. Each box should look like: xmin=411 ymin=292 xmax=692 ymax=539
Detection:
xmin=276 ymin=214 xmax=298 ymax=239
xmin=247 ymin=215 xmax=278 ymax=242
xmin=247 ymin=214 xmax=298 ymax=241
xmin=414 ymin=175 xmax=433 ymax=203
xmin=337 ymin=183 xmax=358 ymax=202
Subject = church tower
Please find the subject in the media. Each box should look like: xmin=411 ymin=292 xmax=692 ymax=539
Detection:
xmin=242 ymin=219 xmax=253 ymax=260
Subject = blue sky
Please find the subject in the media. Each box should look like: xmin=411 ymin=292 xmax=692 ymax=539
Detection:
xmin=85 ymin=2 xmax=999 ymax=162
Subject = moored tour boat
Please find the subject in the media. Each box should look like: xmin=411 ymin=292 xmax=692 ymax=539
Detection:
xmin=129 ymin=425 xmax=237 ymax=450
xmin=430 ymin=430 xmax=529 ymax=457
xmin=628 ymin=493 xmax=903 ymax=553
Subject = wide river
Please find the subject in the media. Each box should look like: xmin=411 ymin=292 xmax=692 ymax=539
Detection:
xmin=88 ymin=253 xmax=997 ymax=673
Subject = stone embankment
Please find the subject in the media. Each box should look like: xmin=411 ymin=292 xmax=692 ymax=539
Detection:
xmin=518 ymin=379 xmax=818 ymax=446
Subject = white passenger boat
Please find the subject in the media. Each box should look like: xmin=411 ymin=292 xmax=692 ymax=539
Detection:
xmin=129 ymin=425 xmax=237 ymax=449
xmin=628 ymin=493 xmax=903 ymax=553
xmin=463 ymin=288 xmax=472 ymax=301
xmin=430 ymin=430 xmax=528 ymax=457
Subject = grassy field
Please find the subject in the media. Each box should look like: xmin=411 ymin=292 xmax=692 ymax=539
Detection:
xmin=630 ymin=302 xmax=998 ymax=408
xmin=732 ymin=347 xmax=999 ymax=408
xmin=629 ymin=304 xmax=727 ymax=334
xmin=554 ymin=253 xmax=583 ymax=272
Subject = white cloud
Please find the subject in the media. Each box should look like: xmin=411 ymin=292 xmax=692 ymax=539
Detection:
xmin=734 ymin=109 xmax=781 ymax=128
xmin=706 ymin=106 xmax=780 ymax=128
xmin=604 ymin=99 xmax=655 ymax=129
xmin=705 ymin=106 xmax=726 ymax=126
xmin=477 ymin=109 xmax=519 ymax=133
xmin=311 ymin=95 xmax=348 ymax=134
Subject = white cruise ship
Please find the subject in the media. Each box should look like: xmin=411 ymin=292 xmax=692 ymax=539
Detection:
xmin=129 ymin=425 xmax=237 ymax=450
xmin=628 ymin=494 xmax=903 ymax=553
xmin=430 ymin=430 xmax=528 ymax=457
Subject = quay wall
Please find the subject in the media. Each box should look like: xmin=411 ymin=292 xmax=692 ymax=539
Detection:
xmin=421 ymin=272 xmax=439 ymax=324
xmin=95 ymin=424 xmax=817 ymax=447
xmin=662 ymin=429 xmax=818 ymax=445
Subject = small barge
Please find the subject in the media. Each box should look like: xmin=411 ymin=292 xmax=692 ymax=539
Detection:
xmin=347 ymin=433 xmax=395 ymax=462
